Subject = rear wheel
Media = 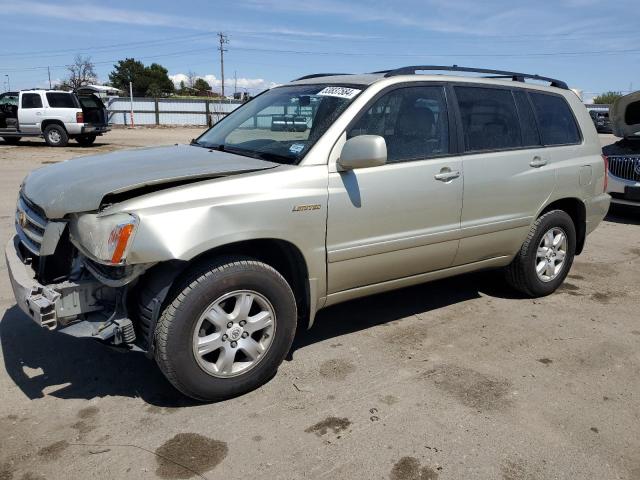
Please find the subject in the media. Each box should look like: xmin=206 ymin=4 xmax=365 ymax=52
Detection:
xmin=2 ymin=137 xmax=21 ymax=145
xmin=505 ymin=210 xmax=576 ymax=297
xmin=76 ymin=134 xmax=97 ymax=146
xmin=43 ymin=124 xmax=68 ymax=147
xmin=154 ymin=257 xmax=297 ymax=401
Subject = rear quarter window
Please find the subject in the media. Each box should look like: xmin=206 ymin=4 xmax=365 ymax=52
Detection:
xmin=46 ymin=93 xmax=80 ymax=109
xmin=529 ymin=92 xmax=581 ymax=145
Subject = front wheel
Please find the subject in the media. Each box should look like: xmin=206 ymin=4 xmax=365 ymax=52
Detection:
xmin=505 ymin=209 xmax=576 ymax=297
xmin=76 ymin=134 xmax=96 ymax=146
xmin=154 ymin=257 xmax=297 ymax=401
xmin=43 ymin=124 xmax=69 ymax=147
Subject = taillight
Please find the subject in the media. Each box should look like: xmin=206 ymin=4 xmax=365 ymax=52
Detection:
xmin=76 ymin=112 xmax=84 ymax=123
xmin=602 ymin=154 xmax=609 ymax=192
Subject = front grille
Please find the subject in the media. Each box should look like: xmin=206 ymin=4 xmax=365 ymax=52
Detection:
xmin=15 ymin=194 xmax=48 ymax=255
xmin=608 ymin=155 xmax=640 ymax=182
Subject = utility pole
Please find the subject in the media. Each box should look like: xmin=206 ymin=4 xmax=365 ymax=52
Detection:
xmin=4 ymin=74 xmax=10 ymax=92
xmin=129 ymin=81 xmax=135 ymax=128
xmin=217 ymin=32 xmax=229 ymax=97
xmin=47 ymin=67 xmax=52 ymax=89
xmin=234 ymin=70 xmax=237 ymax=95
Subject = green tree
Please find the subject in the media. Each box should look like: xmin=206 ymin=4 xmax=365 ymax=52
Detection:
xmin=146 ymin=63 xmax=174 ymax=95
xmin=108 ymin=58 xmax=174 ymax=97
xmin=108 ymin=58 xmax=146 ymax=94
xmin=193 ymin=78 xmax=211 ymax=94
xmin=593 ymin=91 xmax=623 ymax=105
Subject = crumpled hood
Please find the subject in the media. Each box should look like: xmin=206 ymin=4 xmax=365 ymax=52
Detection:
xmin=22 ymin=144 xmax=278 ymax=218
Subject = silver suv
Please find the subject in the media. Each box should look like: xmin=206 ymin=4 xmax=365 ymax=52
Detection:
xmin=6 ymin=66 xmax=610 ymax=401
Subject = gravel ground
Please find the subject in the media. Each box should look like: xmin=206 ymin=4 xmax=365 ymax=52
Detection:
xmin=0 ymin=129 xmax=638 ymax=480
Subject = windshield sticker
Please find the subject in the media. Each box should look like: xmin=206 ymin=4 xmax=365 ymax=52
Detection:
xmin=317 ymin=86 xmax=361 ymax=99
xmin=289 ymin=143 xmax=305 ymax=154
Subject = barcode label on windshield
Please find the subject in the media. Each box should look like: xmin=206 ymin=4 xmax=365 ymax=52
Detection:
xmin=317 ymin=87 xmax=361 ymax=99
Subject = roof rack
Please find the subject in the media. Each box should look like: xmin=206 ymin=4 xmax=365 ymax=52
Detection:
xmin=375 ymin=65 xmax=568 ymax=89
xmin=293 ymin=73 xmax=350 ymax=81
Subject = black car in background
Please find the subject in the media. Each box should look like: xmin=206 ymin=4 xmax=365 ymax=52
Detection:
xmin=589 ymin=109 xmax=612 ymax=133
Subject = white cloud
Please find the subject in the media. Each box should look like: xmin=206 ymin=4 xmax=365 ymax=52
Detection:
xmin=169 ymin=73 xmax=278 ymax=93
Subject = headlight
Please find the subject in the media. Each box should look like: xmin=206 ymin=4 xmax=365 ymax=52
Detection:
xmin=71 ymin=213 xmax=139 ymax=265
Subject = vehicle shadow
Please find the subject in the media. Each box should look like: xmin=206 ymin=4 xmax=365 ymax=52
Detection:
xmin=606 ymin=204 xmax=640 ymax=225
xmin=288 ymin=269 xmax=523 ymax=357
xmin=0 ymin=139 xmax=109 ymax=148
xmin=0 ymin=306 xmax=196 ymax=407
xmin=0 ymin=270 xmax=519 ymax=404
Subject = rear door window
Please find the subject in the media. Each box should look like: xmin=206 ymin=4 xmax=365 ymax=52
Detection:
xmin=21 ymin=93 xmax=43 ymax=109
xmin=454 ymin=86 xmax=522 ymax=152
xmin=529 ymin=92 xmax=581 ymax=145
xmin=46 ymin=92 xmax=80 ymax=109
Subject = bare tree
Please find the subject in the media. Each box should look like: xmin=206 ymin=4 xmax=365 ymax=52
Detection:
xmin=186 ymin=71 xmax=198 ymax=89
xmin=65 ymin=54 xmax=97 ymax=89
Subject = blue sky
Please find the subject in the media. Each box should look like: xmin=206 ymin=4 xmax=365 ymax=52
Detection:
xmin=1 ymin=0 xmax=638 ymax=101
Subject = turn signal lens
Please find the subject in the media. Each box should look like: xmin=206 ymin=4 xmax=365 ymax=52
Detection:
xmin=602 ymin=154 xmax=609 ymax=193
xmin=108 ymin=223 xmax=135 ymax=264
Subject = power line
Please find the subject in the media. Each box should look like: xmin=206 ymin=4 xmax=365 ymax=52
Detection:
xmin=230 ymin=46 xmax=640 ymax=58
xmin=0 ymin=32 xmax=216 ymax=59
xmin=3 ymin=43 xmax=640 ymax=76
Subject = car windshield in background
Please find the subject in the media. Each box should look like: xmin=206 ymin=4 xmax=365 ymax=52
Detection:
xmin=194 ymin=84 xmax=362 ymax=164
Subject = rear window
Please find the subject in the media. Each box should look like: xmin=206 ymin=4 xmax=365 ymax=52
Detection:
xmin=529 ymin=92 xmax=581 ymax=145
xmin=78 ymin=95 xmax=102 ymax=109
xmin=625 ymin=101 xmax=640 ymax=125
xmin=21 ymin=93 xmax=43 ymax=109
xmin=455 ymin=86 xmax=522 ymax=152
xmin=46 ymin=92 xmax=80 ymax=109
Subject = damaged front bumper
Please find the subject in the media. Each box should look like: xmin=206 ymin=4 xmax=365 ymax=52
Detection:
xmin=5 ymin=236 xmax=137 ymax=347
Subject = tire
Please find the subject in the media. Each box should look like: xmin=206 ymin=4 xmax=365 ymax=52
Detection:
xmin=76 ymin=134 xmax=96 ymax=147
xmin=43 ymin=124 xmax=69 ymax=147
xmin=505 ymin=209 xmax=576 ymax=297
xmin=154 ymin=256 xmax=297 ymax=401
xmin=2 ymin=137 xmax=21 ymax=145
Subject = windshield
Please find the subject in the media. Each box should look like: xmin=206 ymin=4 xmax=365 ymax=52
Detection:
xmin=194 ymin=84 xmax=363 ymax=164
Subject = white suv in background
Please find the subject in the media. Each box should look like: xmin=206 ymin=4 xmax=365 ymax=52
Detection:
xmin=0 ymin=89 xmax=109 ymax=147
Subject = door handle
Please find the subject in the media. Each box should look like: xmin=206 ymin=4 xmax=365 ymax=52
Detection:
xmin=434 ymin=169 xmax=461 ymax=182
xmin=530 ymin=156 xmax=547 ymax=168
xmin=36 ymin=112 xmax=42 ymax=116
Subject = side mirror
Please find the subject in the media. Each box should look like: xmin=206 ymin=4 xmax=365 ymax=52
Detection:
xmin=338 ymin=135 xmax=387 ymax=171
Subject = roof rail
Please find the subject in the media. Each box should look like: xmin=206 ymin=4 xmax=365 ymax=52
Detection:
xmin=292 ymin=73 xmax=350 ymax=81
xmin=378 ymin=65 xmax=568 ymax=89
